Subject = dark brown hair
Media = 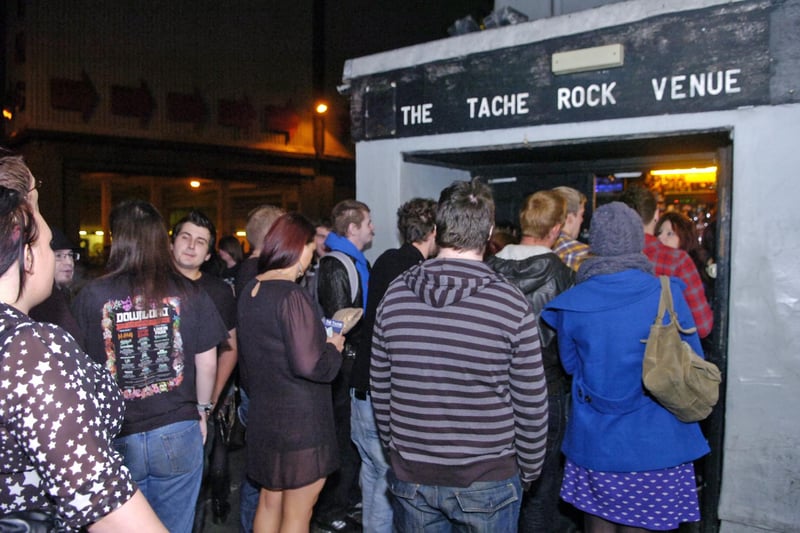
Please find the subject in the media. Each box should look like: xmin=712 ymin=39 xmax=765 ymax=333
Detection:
xmin=436 ymin=178 xmax=495 ymax=252
xmin=105 ymin=199 xmax=187 ymax=302
xmin=397 ymin=198 xmax=437 ymax=244
xmin=218 ymin=235 xmax=244 ymax=263
xmin=620 ymin=185 xmax=658 ymax=225
xmin=655 ymin=211 xmax=709 ymax=274
xmin=0 ymin=153 xmax=39 ymax=300
xmin=0 ymin=187 xmax=37 ymax=300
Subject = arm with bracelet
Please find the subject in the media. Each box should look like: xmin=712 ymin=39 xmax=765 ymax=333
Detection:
xmin=195 ymin=346 xmax=217 ymax=443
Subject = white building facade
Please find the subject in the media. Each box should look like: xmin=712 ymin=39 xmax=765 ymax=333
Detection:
xmin=342 ymin=1 xmax=800 ymax=531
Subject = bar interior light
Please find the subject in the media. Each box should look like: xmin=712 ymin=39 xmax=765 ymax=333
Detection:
xmin=651 ymin=166 xmax=718 ymax=184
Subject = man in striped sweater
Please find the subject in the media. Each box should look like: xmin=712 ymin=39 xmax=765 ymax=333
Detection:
xmin=370 ymin=178 xmax=549 ymax=531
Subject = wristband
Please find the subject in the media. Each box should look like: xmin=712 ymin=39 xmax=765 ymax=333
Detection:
xmin=197 ymin=402 xmax=214 ymax=414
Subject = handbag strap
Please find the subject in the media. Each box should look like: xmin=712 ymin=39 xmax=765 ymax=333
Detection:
xmin=656 ymin=275 xmax=697 ymax=335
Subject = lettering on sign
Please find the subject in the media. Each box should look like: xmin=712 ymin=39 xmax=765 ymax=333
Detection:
xmin=651 ymin=69 xmax=742 ymax=101
xmin=400 ymin=104 xmax=433 ymax=125
xmin=466 ymin=93 xmax=530 ymax=119
xmin=346 ymin=1 xmax=774 ymax=140
xmin=556 ymin=83 xmax=617 ymax=110
xmin=116 ymin=308 xmax=170 ymax=323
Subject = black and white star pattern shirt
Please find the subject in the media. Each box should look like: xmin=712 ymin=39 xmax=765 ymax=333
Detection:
xmin=0 ymin=304 xmax=136 ymax=530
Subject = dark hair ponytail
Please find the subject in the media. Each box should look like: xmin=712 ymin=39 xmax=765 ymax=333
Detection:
xmin=0 ymin=185 xmax=38 ymax=300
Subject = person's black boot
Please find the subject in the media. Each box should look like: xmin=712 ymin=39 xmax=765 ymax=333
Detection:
xmin=211 ymin=497 xmax=230 ymax=524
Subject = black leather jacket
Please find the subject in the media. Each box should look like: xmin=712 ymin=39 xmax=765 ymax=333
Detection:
xmin=316 ymin=252 xmax=367 ymax=359
xmin=487 ymin=251 xmax=575 ymax=395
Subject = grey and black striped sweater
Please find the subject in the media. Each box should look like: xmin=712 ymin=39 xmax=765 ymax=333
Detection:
xmin=370 ymin=258 xmax=549 ymax=487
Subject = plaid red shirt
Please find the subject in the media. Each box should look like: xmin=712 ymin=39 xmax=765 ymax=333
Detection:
xmin=553 ymin=233 xmax=590 ymax=272
xmin=644 ymin=234 xmax=713 ymax=338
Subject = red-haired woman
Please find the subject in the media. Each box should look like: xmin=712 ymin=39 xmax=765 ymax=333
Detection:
xmin=238 ymin=212 xmax=344 ymax=533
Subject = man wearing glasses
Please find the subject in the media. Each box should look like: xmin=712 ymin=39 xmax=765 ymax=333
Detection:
xmin=29 ymin=227 xmax=85 ymax=348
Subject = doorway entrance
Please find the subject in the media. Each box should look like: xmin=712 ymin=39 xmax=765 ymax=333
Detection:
xmin=404 ymin=130 xmax=731 ymax=532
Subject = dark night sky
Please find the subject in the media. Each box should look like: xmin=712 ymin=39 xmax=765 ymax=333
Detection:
xmin=318 ymin=0 xmax=494 ymax=138
xmin=323 ymin=1 xmax=495 ymax=101
xmin=330 ymin=0 xmax=494 ymax=56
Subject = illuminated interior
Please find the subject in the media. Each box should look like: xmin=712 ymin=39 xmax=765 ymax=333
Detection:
xmin=595 ymin=163 xmax=718 ymax=238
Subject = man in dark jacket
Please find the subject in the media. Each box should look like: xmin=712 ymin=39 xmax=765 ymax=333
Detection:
xmin=351 ymin=198 xmax=436 ymax=533
xmin=487 ymin=189 xmax=576 ymax=533
xmin=314 ymin=199 xmax=374 ymax=531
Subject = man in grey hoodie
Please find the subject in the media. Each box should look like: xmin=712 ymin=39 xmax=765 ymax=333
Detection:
xmin=370 ymin=178 xmax=549 ymax=531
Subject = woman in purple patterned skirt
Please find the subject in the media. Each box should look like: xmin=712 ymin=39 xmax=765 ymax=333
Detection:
xmin=542 ymin=202 xmax=711 ymax=532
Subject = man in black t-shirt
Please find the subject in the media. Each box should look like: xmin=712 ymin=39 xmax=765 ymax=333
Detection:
xmin=171 ymin=211 xmax=237 ymax=525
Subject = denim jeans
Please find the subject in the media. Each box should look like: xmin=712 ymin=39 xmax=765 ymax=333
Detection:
xmin=114 ymin=419 xmax=204 ymax=533
xmin=350 ymin=391 xmax=392 ymax=533
xmin=388 ymin=470 xmax=522 ymax=533
xmin=519 ymin=391 xmax=570 ymax=533
xmin=239 ymin=477 xmax=260 ymax=533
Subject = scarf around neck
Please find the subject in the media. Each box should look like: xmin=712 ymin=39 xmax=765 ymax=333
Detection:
xmin=576 ymin=252 xmax=654 ymax=284
xmin=324 ymin=232 xmax=370 ymax=311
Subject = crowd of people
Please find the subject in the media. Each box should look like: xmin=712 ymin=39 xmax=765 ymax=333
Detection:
xmin=0 ymin=148 xmax=718 ymax=533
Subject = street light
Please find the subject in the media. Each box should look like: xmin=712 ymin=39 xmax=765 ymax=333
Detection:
xmin=313 ymin=101 xmax=327 ymax=157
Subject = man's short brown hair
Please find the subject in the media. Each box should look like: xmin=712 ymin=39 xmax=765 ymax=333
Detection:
xmin=620 ymin=185 xmax=658 ymax=226
xmin=435 ymin=178 xmax=495 ymax=253
xmin=331 ymin=199 xmax=370 ymax=236
xmin=397 ymin=198 xmax=437 ymax=244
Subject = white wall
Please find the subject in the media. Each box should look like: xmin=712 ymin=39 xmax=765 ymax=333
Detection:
xmin=715 ymin=105 xmax=800 ymax=532
xmin=356 ymin=140 xmax=469 ymax=256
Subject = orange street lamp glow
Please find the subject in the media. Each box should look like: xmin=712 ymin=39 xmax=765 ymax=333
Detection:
xmin=190 ymin=180 xmax=201 ymax=188
xmin=315 ymin=102 xmax=328 ymax=115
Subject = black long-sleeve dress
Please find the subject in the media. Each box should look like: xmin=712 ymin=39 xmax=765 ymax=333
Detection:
xmin=238 ymin=278 xmax=342 ymax=490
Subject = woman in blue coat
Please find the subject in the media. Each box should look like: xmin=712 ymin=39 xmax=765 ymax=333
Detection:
xmin=542 ymin=202 xmax=710 ymax=532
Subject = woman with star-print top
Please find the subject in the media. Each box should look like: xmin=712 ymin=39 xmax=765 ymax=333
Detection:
xmin=0 ymin=153 xmax=166 ymax=532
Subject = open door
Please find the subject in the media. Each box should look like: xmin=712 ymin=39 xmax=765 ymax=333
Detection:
xmin=405 ymin=131 xmax=732 ymax=532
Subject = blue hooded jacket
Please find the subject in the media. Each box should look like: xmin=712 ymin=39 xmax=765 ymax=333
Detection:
xmin=542 ymin=269 xmax=710 ymax=472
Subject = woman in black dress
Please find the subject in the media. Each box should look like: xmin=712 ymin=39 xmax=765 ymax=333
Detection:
xmin=238 ymin=213 xmax=344 ymax=533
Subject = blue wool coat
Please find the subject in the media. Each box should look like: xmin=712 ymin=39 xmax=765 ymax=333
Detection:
xmin=541 ymin=269 xmax=710 ymax=472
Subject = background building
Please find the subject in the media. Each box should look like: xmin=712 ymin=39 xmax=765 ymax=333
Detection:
xmin=0 ymin=0 xmax=491 ymax=261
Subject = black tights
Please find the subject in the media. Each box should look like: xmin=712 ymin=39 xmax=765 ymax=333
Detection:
xmin=584 ymin=513 xmax=675 ymax=533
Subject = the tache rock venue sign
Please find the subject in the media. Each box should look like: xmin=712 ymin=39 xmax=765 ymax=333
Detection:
xmin=349 ymin=2 xmax=774 ymax=141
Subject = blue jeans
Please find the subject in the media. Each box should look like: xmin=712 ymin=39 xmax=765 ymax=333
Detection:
xmin=239 ymin=477 xmax=260 ymax=533
xmin=350 ymin=391 xmax=392 ymax=533
xmin=388 ymin=470 xmax=522 ymax=533
xmin=114 ymin=419 xmax=204 ymax=533
xmin=519 ymin=391 xmax=570 ymax=533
